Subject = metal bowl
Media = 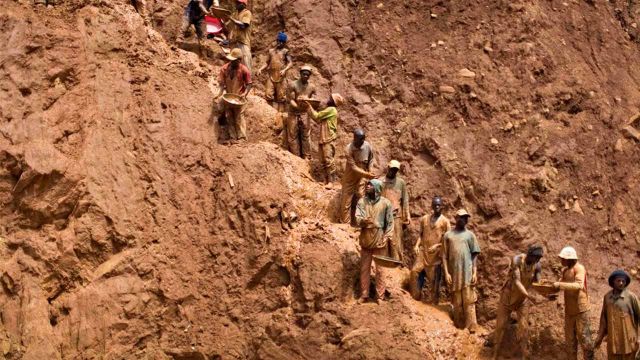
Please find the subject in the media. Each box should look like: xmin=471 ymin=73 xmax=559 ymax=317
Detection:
xmin=222 ymin=93 xmax=247 ymax=107
xmin=210 ymin=6 xmax=231 ymax=19
xmin=372 ymin=255 xmax=403 ymax=268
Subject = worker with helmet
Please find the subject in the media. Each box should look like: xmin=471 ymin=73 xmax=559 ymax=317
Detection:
xmin=285 ymin=65 xmax=317 ymax=158
xmin=554 ymin=246 xmax=595 ymax=360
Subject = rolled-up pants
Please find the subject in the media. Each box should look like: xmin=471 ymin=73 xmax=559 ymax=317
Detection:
xmin=452 ymin=286 xmax=477 ymax=329
xmin=219 ymin=99 xmax=246 ymax=140
xmin=388 ymin=217 xmax=404 ymax=263
xmin=284 ymin=113 xmax=310 ymax=158
xmin=565 ymin=311 xmax=594 ymax=360
xmin=492 ymin=301 xmax=529 ymax=358
xmin=360 ymin=246 xmax=387 ymax=299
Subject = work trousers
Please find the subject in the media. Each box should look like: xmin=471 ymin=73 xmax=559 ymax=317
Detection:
xmin=387 ymin=217 xmax=404 ymax=263
xmin=265 ymin=76 xmax=287 ymax=104
xmin=319 ymin=141 xmax=337 ymax=182
xmin=410 ymin=260 xmax=442 ymax=302
xmin=234 ymin=43 xmax=252 ymax=73
xmin=178 ymin=14 xmax=206 ymax=41
xmin=219 ymin=100 xmax=246 ymax=140
xmin=493 ymin=301 xmax=530 ymax=359
xmin=284 ymin=112 xmax=311 ymax=158
xmin=339 ymin=176 xmax=365 ymax=224
xmin=360 ymin=246 xmax=387 ymax=300
xmin=565 ymin=311 xmax=594 ymax=360
xmin=452 ymin=286 xmax=478 ymax=330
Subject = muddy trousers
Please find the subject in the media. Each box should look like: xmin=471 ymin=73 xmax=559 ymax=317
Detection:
xmin=360 ymin=247 xmax=387 ymax=299
xmin=492 ymin=302 xmax=529 ymax=359
xmin=177 ymin=14 xmax=206 ymax=41
xmin=452 ymin=287 xmax=478 ymax=330
xmin=565 ymin=312 xmax=594 ymax=360
xmin=410 ymin=261 xmax=442 ymax=302
xmin=387 ymin=217 xmax=404 ymax=263
xmin=284 ymin=113 xmax=311 ymax=158
xmin=319 ymin=141 xmax=337 ymax=183
xmin=219 ymin=100 xmax=246 ymax=140
xmin=339 ymin=177 xmax=365 ymax=224
xmin=234 ymin=43 xmax=252 ymax=73
xmin=266 ymin=77 xmax=287 ymax=113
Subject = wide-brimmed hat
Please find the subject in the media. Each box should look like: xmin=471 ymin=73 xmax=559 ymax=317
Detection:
xmin=331 ymin=93 xmax=344 ymax=107
xmin=608 ymin=269 xmax=631 ymax=288
xmin=226 ymin=48 xmax=243 ymax=61
xmin=300 ymin=65 xmax=313 ymax=74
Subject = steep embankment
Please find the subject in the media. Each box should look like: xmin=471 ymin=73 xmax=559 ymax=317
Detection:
xmin=2 ymin=0 xmax=640 ymax=359
xmin=0 ymin=0 xmax=483 ymax=359
xmin=248 ymin=0 xmax=640 ymax=357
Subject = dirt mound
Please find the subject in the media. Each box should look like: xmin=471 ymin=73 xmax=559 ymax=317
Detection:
xmin=2 ymin=0 xmax=640 ymax=358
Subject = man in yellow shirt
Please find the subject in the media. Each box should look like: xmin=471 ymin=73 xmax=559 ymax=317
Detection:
xmin=227 ymin=0 xmax=252 ymax=71
xmin=553 ymin=246 xmax=595 ymax=360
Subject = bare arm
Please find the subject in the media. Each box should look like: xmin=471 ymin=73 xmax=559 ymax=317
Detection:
xmin=594 ymin=297 xmax=608 ymax=348
xmin=401 ymin=181 xmax=410 ymax=224
xmin=441 ymin=234 xmax=449 ymax=278
xmin=198 ymin=0 xmax=209 ymax=15
xmin=242 ymin=83 xmax=252 ymax=98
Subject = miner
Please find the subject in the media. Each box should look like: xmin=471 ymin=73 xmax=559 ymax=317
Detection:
xmin=215 ymin=48 xmax=252 ymax=142
xmin=339 ymin=129 xmax=375 ymax=224
xmin=256 ymin=32 xmax=292 ymax=113
xmin=285 ymin=65 xmax=316 ymax=158
xmin=227 ymin=0 xmax=252 ymax=71
xmin=442 ymin=209 xmax=481 ymax=332
xmin=176 ymin=0 xmax=210 ymax=44
xmin=594 ymin=270 xmax=640 ymax=360
xmin=491 ymin=245 xmax=544 ymax=359
xmin=410 ymin=196 xmax=450 ymax=303
xmin=553 ymin=246 xmax=595 ymax=360
xmin=379 ymin=160 xmax=410 ymax=263
xmin=356 ymin=179 xmax=394 ymax=303
xmin=305 ymin=93 xmax=344 ymax=184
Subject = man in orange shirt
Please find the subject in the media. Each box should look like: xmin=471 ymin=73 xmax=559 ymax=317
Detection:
xmin=215 ymin=48 xmax=252 ymax=142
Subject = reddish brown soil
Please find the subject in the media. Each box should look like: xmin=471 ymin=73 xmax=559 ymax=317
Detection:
xmin=1 ymin=0 xmax=640 ymax=359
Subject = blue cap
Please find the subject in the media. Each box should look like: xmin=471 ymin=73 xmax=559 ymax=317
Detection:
xmin=277 ymin=31 xmax=288 ymax=43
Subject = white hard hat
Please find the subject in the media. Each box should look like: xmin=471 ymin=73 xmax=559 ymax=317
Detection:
xmin=558 ymin=246 xmax=578 ymax=260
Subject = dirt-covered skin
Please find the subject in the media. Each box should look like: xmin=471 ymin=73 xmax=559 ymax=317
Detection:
xmin=1 ymin=0 xmax=640 ymax=358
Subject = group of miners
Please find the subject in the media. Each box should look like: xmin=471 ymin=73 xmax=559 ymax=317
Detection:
xmin=174 ymin=1 xmax=640 ymax=359
xmin=178 ymin=0 xmax=345 ymax=185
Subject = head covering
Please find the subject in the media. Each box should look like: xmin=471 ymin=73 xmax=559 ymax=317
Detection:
xmin=388 ymin=160 xmax=401 ymax=169
xmin=558 ymin=246 xmax=578 ymax=260
xmin=608 ymin=269 xmax=631 ymax=288
xmin=353 ymin=128 xmax=365 ymax=138
xmin=527 ymin=244 xmax=544 ymax=258
xmin=226 ymin=48 xmax=243 ymax=61
xmin=277 ymin=31 xmax=288 ymax=43
xmin=300 ymin=65 xmax=313 ymax=74
xmin=237 ymin=0 xmax=247 ymax=4
xmin=455 ymin=209 xmax=470 ymax=218
xmin=330 ymin=93 xmax=344 ymax=107
xmin=369 ymin=179 xmax=383 ymax=202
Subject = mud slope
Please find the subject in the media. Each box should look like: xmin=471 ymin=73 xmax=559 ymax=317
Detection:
xmin=1 ymin=0 xmax=640 ymax=359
